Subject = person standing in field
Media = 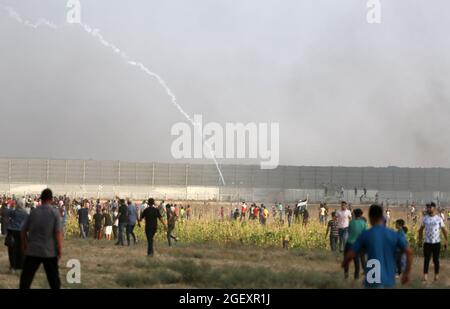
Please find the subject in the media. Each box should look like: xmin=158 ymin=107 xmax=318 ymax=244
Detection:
xmin=77 ymin=201 xmax=89 ymax=239
xmin=102 ymin=208 xmax=113 ymax=241
xmin=139 ymin=198 xmax=166 ymax=257
xmin=6 ymin=198 xmax=28 ymax=272
xmin=336 ymin=201 xmax=352 ymax=253
xmin=126 ymin=200 xmax=138 ymax=245
xmin=326 ymin=212 xmax=339 ymax=252
xmin=166 ymin=204 xmax=179 ymax=247
xmin=240 ymin=202 xmax=247 ymax=222
xmin=302 ymin=208 xmax=309 ymax=227
xmin=344 ymin=208 xmax=367 ymax=279
xmin=262 ymin=206 xmax=269 ymax=225
xmin=277 ymin=203 xmax=283 ymax=222
xmin=418 ymin=202 xmax=448 ymax=282
xmin=93 ymin=208 xmax=104 ymax=240
xmin=186 ymin=205 xmax=191 ymax=220
xmin=20 ymin=189 xmax=62 ymax=289
xmin=112 ymin=206 xmax=119 ymax=241
xmin=386 ymin=208 xmax=391 ymax=226
xmin=253 ymin=205 xmax=259 ymax=221
xmin=287 ymin=205 xmax=293 ymax=227
xmin=319 ymin=204 xmax=326 ymax=225
xmin=342 ymin=204 xmax=413 ymax=288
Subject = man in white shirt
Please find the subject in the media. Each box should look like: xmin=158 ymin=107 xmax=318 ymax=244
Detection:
xmin=418 ymin=202 xmax=448 ymax=282
xmin=336 ymin=201 xmax=352 ymax=252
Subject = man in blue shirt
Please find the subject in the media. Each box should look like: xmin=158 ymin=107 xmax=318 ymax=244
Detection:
xmin=126 ymin=200 xmax=138 ymax=245
xmin=342 ymin=204 xmax=413 ymax=288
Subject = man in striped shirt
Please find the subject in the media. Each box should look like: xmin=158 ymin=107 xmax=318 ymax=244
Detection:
xmin=326 ymin=212 xmax=339 ymax=252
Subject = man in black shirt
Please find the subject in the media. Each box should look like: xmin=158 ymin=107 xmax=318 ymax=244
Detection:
xmin=116 ymin=200 xmax=128 ymax=246
xmin=93 ymin=209 xmax=104 ymax=240
xmin=139 ymin=198 xmax=166 ymax=256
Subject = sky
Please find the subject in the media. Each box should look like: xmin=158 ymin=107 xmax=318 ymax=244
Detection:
xmin=0 ymin=0 xmax=449 ymax=168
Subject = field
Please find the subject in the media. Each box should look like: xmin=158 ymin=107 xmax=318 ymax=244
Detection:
xmin=0 ymin=203 xmax=449 ymax=289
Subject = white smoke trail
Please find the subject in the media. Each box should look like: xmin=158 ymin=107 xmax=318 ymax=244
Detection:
xmin=1 ymin=5 xmax=226 ymax=185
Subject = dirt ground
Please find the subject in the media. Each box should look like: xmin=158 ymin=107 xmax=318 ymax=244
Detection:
xmin=0 ymin=237 xmax=448 ymax=289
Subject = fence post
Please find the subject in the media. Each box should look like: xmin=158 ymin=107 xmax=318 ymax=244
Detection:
xmin=8 ymin=160 xmax=11 ymax=194
xmin=83 ymin=160 xmax=86 ymax=186
xmin=118 ymin=161 xmax=121 ymax=187
xmin=46 ymin=159 xmax=50 ymax=185
xmin=185 ymin=164 xmax=189 ymax=200
xmin=65 ymin=160 xmax=68 ymax=185
xmin=151 ymin=163 xmax=155 ymax=187
xmin=25 ymin=160 xmax=29 ymax=183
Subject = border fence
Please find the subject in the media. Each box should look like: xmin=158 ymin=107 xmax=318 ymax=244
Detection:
xmin=0 ymin=158 xmax=449 ymax=204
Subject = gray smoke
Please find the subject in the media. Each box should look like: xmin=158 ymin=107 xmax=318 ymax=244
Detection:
xmin=0 ymin=0 xmax=449 ymax=168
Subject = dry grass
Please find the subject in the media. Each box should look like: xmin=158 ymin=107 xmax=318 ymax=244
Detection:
xmin=0 ymin=237 xmax=448 ymax=289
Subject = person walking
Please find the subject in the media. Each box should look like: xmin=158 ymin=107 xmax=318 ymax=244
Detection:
xmin=344 ymin=208 xmax=367 ymax=279
xmin=166 ymin=204 xmax=179 ymax=247
xmin=116 ymin=200 xmax=128 ymax=246
xmin=20 ymin=189 xmax=62 ymax=289
xmin=139 ymin=198 xmax=166 ymax=256
xmin=326 ymin=211 xmax=339 ymax=252
xmin=342 ymin=204 xmax=413 ymax=288
xmin=336 ymin=201 xmax=352 ymax=252
xmin=418 ymin=202 xmax=448 ymax=282
xmin=77 ymin=202 xmax=89 ymax=239
xmin=6 ymin=198 xmax=28 ymax=271
xmin=126 ymin=200 xmax=138 ymax=245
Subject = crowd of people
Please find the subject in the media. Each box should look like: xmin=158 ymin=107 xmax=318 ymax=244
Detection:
xmin=1 ymin=189 xmax=449 ymax=289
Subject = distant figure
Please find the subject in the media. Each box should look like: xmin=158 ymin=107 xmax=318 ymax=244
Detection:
xmin=302 ymin=208 xmax=309 ymax=227
xmin=77 ymin=202 xmax=89 ymax=239
xmin=186 ymin=205 xmax=191 ymax=220
xmin=262 ymin=206 xmax=269 ymax=225
xmin=93 ymin=209 xmax=104 ymax=240
xmin=286 ymin=206 xmax=293 ymax=227
xmin=103 ymin=209 xmax=113 ymax=241
xmin=319 ymin=204 xmax=326 ymax=225
xmin=166 ymin=204 xmax=179 ymax=247
xmin=220 ymin=206 xmax=224 ymax=220
xmin=112 ymin=207 xmax=119 ymax=240
xmin=240 ymin=202 xmax=247 ymax=222
xmin=233 ymin=208 xmax=240 ymax=220
xmin=354 ymin=187 xmax=358 ymax=197
xmin=20 ymin=189 xmax=62 ymax=289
